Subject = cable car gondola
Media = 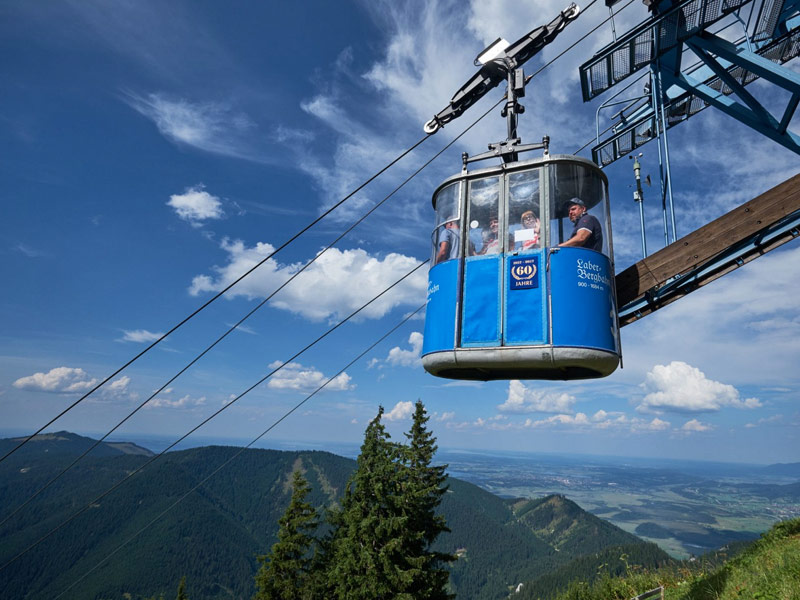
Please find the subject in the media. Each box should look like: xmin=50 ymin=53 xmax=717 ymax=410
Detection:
xmin=419 ymin=3 xmax=621 ymax=381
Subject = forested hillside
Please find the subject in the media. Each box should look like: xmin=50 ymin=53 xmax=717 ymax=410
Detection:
xmin=0 ymin=432 xmax=668 ymax=599
xmin=512 ymin=495 xmax=643 ymax=553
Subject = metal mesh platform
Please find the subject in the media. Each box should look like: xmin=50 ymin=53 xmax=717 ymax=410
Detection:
xmin=753 ymin=0 xmax=786 ymax=42
xmin=580 ymin=0 xmax=754 ymax=100
xmin=592 ymin=27 xmax=800 ymax=166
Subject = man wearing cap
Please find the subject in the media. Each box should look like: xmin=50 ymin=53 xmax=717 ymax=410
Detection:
xmin=559 ymin=197 xmax=603 ymax=252
xmin=435 ymin=218 xmax=461 ymax=264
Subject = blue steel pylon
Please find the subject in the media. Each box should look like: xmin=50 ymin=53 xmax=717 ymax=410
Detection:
xmin=669 ymin=30 xmax=800 ymax=153
xmin=582 ymin=0 xmax=800 ymax=167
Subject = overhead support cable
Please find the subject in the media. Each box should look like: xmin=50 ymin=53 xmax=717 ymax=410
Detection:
xmin=0 ymin=133 xmax=431 ymax=465
xmin=0 ymin=88 xmax=507 ymax=570
xmin=3 ymin=0 xmax=631 ymax=502
xmin=0 ymin=260 xmax=427 ymax=574
xmin=2 ymin=0 xmax=654 ymax=573
xmin=0 ymin=90 xmax=500 ymax=529
xmin=52 ymin=304 xmax=425 ymax=600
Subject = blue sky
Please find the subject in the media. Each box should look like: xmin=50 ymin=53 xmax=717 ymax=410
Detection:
xmin=1 ymin=0 xmax=798 ymax=464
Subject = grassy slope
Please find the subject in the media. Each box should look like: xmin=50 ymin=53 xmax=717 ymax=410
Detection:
xmin=545 ymin=518 xmax=800 ymax=600
xmin=669 ymin=518 xmax=800 ymax=600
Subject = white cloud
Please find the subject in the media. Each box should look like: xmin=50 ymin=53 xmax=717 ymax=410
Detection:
xmin=13 ymin=369 xmax=134 ymax=401
xmin=497 ymin=380 xmax=576 ymax=414
xmin=167 ymin=184 xmax=224 ymax=226
xmin=362 ymin=0 xmax=476 ymax=133
xmin=446 ymin=409 xmax=674 ymax=433
xmin=385 ymin=331 xmax=424 ymax=367
xmin=437 ymin=411 xmax=455 ymax=421
xmin=108 ymin=376 xmax=130 ymax=393
xmin=639 ymin=417 xmax=671 ymax=431
xmin=13 ymin=367 xmax=99 ymax=394
xmin=266 ymin=361 xmax=353 ymax=392
xmin=385 ymin=400 xmax=415 ymax=421
xmin=228 ymin=323 xmax=257 ymax=335
xmin=120 ymin=329 xmax=165 ymax=343
xmin=637 ymin=361 xmax=762 ymax=414
xmin=622 ymin=245 xmax=800 ymax=389
xmin=447 ymin=414 xmax=517 ymax=431
xmin=524 ymin=412 xmax=590 ymax=428
xmin=14 ymin=243 xmax=45 ymax=258
xmin=587 ymin=412 xmax=672 ymax=432
xmin=148 ymin=393 xmax=207 ymax=409
xmin=682 ymin=418 xmax=712 ymax=432
xmin=360 ymin=0 xmax=630 ymax=153
xmin=190 ymin=239 xmax=427 ymax=322
xmin=278 ymin=2 xmax=480 ymax=232
xmin=97 ymin=375 xmax=138 ymax=402
xmin=745 ymin=414 xmax=784 ymax=428
xmin=463 ymin=414 xmax=515 ymax=431
xmin=126 ymin=93 xmax=259 ymax=161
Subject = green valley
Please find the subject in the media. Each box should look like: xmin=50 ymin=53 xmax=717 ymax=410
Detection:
xmin=0 ymin=432 xmax=670 ymax=600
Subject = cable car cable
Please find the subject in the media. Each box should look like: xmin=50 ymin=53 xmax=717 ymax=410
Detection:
xmin=0 ymin=92 xmax=499 ymax=529
xmin=3 ymin=0 xmax=633 ymax=468
xmin=5 ymin=0 xmax=645 ymax=568
xmin=0 ymin=260 xmax=427 ymax=573
xmin=3 ymin=0 xmax=634 ymax=526
xmin=52 ymin=304 xmax=426 ymax=600
xmin=0 ymin=134 xmax=431 ymax=466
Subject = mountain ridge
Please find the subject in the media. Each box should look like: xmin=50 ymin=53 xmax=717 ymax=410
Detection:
xmin=0 ymin=432 xmax=670 ymax=600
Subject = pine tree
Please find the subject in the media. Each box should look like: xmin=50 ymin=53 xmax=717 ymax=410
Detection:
xmin=324 ymin=403 xmax=454 ymax=599
xmin=254 ymin=469 xmax=319 ymax=600
xmin=401 ymin=400 xmax=456 ymax=599
xmin=175 ymin=576 xmax=188 ymax=600
xmin=326 ymin=406 xmax=416 ymax=599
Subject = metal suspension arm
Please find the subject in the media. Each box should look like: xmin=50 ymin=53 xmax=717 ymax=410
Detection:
xmin=423 ymin=3 xmax=581 ymax=134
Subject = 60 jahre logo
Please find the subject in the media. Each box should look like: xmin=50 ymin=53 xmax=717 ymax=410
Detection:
xmin=511 ymin=262 xmax=537 ymax=281
xmin=509 ymin=256 xmax=539 ymax=290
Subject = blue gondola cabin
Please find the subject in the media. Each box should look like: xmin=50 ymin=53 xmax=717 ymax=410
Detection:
xmin=422 ymin=154 xmax=621 ymax=380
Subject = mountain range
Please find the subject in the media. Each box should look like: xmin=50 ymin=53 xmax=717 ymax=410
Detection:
xmin=0 ymin=432 xmax=671 ymax=599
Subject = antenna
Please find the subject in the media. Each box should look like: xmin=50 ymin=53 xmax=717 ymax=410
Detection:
xmin=629 ymin=152 xmax=647 ymax=257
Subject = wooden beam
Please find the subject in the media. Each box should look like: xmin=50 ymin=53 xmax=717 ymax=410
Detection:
xmin=616 ymin=173 xmax=800 ymax=308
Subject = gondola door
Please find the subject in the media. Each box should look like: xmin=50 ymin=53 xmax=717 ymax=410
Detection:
xmin=503 ymin=168 xmax=548 ymax=346
xmin=460 ymin=168 xmax=549 ymax=349
xmin=460 ymin=176 xmax=502 ymax=347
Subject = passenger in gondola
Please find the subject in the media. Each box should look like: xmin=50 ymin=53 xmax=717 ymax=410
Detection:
xmin=516 ymin=210 xmax=540 ymax=250
xmin=435 ymin=218 xmax=462 ymax=264
xmin=479 ymin=216 xmax=500 ymax=255
xmin=559 ymin=197 xmax=603 ymax=252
